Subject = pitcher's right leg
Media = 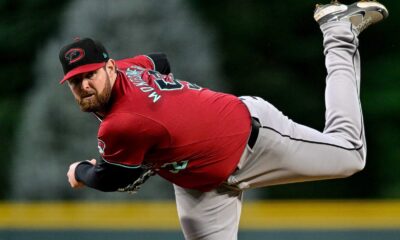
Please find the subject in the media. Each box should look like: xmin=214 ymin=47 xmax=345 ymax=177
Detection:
xmin=227 ymin=2 xmax=388 ymax=190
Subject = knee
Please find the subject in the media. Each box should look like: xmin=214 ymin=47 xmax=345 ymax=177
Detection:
xmin=179 ymin=215 xmax=201 ymax=236
xmin=339 ymin=152 xmax=366 ymax=178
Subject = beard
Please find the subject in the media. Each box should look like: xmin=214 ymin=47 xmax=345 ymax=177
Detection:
xmin=77 ymin=75 xmax=112 ymax=113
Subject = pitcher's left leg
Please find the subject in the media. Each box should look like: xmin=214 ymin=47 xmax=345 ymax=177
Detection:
xmin=174 ymin=184 xmax=243 ymax=240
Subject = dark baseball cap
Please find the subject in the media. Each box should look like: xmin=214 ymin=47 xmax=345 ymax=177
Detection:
xmin=59 ymin=38 xmax=109 ymax=84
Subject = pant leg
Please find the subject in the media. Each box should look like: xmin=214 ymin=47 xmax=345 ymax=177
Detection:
xmin=228 ymin=21 xmax=366 ymax=189
xmin=323 ymin=21 xmax=366 ymax=158
xmin=174 ymin=184 xmax=243 ymax=240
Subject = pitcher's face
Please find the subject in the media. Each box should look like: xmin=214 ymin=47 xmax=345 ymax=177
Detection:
xmin=67 ymin=66 xmax=112 ymax=113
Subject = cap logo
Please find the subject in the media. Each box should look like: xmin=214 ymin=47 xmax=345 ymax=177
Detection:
xmin=64 ymin=48 xmax=85 ymax=64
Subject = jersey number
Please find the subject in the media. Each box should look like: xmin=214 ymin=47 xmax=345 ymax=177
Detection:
xmin=161 ymin=160 xmax=189 ymax=174
xmin=149 ymin=70 xmax=202 ymax=91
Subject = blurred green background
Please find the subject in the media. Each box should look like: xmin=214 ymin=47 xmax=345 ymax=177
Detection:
xmin=0 ymin=0 xmax=399 ymax=201
xmin=1 ymin=0 xmax=399 ymax=239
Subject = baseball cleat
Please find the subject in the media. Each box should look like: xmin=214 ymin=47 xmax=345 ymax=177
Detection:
xmin=314 ymin=1 xmax=389 ymax=34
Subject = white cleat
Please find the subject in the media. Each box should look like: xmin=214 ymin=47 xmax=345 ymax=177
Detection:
xmin=314 ymin=0 xmax=389 ymax=34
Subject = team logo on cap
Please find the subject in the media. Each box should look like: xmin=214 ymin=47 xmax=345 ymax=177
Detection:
xmin=65 ymin=48 xmax=85 ymax=64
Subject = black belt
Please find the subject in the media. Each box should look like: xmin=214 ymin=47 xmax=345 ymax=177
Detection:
xmin=248 ymin=117 xmax=261 ymax=149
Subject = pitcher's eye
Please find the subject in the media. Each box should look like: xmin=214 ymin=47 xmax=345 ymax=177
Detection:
xmin=83 ymin=71 xmax=95 ymax=79
xmin=68 ymin=76 xmax=82 ymax=86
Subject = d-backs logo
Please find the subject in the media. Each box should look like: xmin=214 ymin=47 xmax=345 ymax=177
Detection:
xmin=97 ymin=139 xmax=106 ymax=155
xmin=65 ymin=48 xmax=85 ymax=64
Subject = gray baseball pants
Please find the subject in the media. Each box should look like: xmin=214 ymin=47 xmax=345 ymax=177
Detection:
xmin=174 ymin=21 xmax=366 ymax=240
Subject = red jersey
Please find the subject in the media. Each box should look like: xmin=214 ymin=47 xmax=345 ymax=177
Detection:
xmin=97 ymin=55 xmax=251 ymax=191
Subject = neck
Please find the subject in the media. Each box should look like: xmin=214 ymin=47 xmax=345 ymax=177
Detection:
xmin=96 ymin=70 xmax=119 ymax=118
xmin=95 ymin=111 xmax=105 ymax=119
xmin=92 ymin=112 xmax=104 ymax=122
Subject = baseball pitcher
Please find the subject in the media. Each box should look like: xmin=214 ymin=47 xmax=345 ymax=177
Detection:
xmin=61 ymin=1 xmax=388 ymax=239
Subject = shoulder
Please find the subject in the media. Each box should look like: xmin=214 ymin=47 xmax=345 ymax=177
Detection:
xmin=116 ymin=55 xmax=155 ymax=70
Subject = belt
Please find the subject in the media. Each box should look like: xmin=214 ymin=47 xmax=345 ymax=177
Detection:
xmin=248 ymin=117 xmax=261 ymax=149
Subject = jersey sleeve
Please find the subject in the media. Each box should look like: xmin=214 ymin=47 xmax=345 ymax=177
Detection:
xmin=117 ymin=55 xmax=156 ymax=70
xmin=97 ymin=113 xmax=169 ymax=168
xmin=116 ymin=53 xmax=171 ymax=74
